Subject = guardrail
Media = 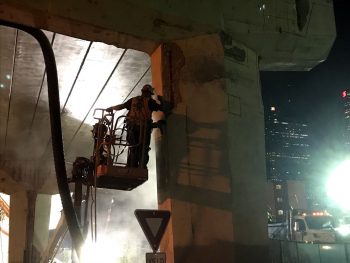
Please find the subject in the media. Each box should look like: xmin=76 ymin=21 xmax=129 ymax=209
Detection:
xmin=269 ymin=239 xmax=350 ymax=263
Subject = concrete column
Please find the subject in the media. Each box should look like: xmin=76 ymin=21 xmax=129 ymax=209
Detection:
xmin=9 ymin=191 xmax=35 ymax=263
xmin=223 ymin=35 xmax=269 ymax=261
xmin=151 ymin=34 xmax=268 ymax=262
xmin=8 ymin=192 xmax=50 ymax=263
xmin=33 ymin=194 xmax=51 ymax=260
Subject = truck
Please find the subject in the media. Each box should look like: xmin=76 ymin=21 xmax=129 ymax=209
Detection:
xmin=268 ymin=210 xmax=337 ymax=243
xmin=291 ymin=211 xmax=336 ymax=243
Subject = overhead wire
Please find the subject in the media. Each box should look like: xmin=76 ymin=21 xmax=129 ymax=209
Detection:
xmin=4 ymin=29 xmax=18 ymax=150
xmin=65 ymin=49 xmax=128 ymax=150
xmin=116 ymin=65 xmax=151 ymax=122
xmin=122 ymin=65 xmax=151 ymax=104
xmin=70 ymin=58 xmax=151 ymax=149
xmin=63 ymin=48 xmax=128 ymax=244
xmin=61 ymin=41 xmax=93 ymax=113
xmin=39 ymin=41 xmax=93 ymax=165
xmin=29 ymin=33 xmax=56 ymax=130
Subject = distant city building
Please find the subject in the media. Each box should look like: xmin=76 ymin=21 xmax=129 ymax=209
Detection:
xmin=341 ymin=90 xmax=350 ymax=148
xmin=267 ymin=180 xmax=307 ymax=223
xmin=265 ymin=106 xmax=311 ymax=180
xmin=265 ymin=106 xmax=311 ymax=222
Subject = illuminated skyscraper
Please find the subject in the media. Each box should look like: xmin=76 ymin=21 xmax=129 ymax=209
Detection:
xmin=341 ymin=90 xmax=350 ymax=148
xmin=265 ymin=106 xmax=311 ymax=180
xmin=265 ymin=106 xmax=311 ymax=222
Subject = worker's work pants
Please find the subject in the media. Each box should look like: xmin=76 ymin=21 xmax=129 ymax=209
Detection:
xmin=126 ymin=121 xmax=151 ymax=168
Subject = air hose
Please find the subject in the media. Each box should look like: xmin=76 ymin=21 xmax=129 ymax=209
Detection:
xmin=0 ymin=19 xmax=84 ymax=257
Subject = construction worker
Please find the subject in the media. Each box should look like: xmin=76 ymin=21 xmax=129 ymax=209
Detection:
xmin=106 ymin=84 xmax=163 ymax=168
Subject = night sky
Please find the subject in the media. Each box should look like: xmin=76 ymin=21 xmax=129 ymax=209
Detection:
xmin=260 ymin=0 xmax=350 ymax=180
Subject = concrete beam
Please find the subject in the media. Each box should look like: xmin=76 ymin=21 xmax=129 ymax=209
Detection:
xmin=0 ymin=0 xmax=335 ymax=68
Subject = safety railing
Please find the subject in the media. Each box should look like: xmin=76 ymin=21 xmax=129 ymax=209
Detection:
xmin=92 ymin=108 xmax=148 ymax=169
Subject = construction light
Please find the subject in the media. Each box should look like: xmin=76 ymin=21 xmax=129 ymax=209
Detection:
xmin=326 ymin=160 xmax=350 ymax=211
xmin=336 ymin=225 xmax=350 ymax=236
xmin=81 ymin=236 xmax=121 ymax=263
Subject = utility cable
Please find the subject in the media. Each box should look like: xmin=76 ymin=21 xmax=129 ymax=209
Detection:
xmin=4 ymin=29 xmax=18 ymax=150
xmin=29 ymin=33 xmax=56 ymax=130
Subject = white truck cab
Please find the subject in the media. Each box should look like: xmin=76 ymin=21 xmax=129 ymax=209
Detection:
xmin=292 ymin=211 xmax=336 ymax=243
